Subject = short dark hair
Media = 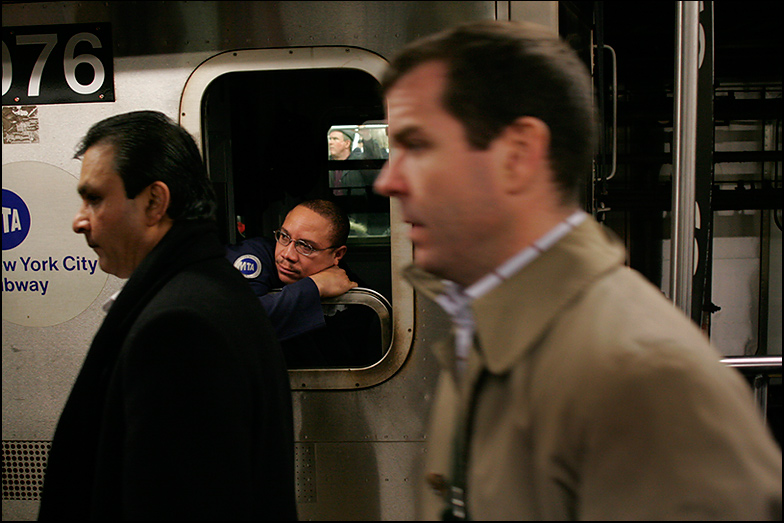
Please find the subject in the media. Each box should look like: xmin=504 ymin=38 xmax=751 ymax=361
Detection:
xmin=298 ymin=199 xmax=350 ymax=247
xmin=381 ymin=20 xmax=597 ymax=204
xmin=74 ymin=110 xmax=217 ymax=221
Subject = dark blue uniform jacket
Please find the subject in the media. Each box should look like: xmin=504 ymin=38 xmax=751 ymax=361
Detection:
xmin=226 ymin=237 xmax=324 ymax=341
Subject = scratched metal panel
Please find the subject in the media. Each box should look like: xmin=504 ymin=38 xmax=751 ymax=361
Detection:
xmin=3 ymin=1 xmax=497 ymax=60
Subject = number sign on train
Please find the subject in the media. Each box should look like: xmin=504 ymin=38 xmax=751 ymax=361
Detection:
xmin=2 ymin=23 xmax=114 ymax=105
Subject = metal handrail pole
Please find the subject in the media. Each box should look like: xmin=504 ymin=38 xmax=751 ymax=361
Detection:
xmin=670 ymin=1 xmax=700 ymax=315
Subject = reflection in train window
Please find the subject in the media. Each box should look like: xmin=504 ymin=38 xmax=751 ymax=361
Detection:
xmin=201 ymin=65 xmax=393 ymax=371
xmin=327 ymin=123 xmax=390 ymax=241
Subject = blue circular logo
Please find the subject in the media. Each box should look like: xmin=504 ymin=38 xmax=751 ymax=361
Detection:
xmin=233 ymin=254 xmax=262 ymax=279
xmin=2 ymin=188 xmax=32 ymax=250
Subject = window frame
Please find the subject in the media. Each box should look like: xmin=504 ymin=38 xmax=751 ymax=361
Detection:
xmin=179 ymin=47 xmax=413 ymax=390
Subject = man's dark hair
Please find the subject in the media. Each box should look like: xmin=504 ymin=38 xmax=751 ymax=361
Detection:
xmin=299 ymin=199 xmax=350 ymax=248
xmin=75 ymin=110 xmax=217 ymax=221
xmin=381 ymin=20 xmax=597 ymax=204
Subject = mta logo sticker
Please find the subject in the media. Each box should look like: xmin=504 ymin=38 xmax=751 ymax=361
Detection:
xmin=2 ymin=188 xmax=32 ymax=250
xmin=233 ymin=254 xmax=262 ymax=279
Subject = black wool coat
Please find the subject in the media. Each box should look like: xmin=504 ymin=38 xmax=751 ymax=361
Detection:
xmin=38 ymin=220 xmax=298 ymax=521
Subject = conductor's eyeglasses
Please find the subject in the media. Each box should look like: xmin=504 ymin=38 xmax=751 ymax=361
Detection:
xmin=273 ymin=229 xmax=332 ymax=257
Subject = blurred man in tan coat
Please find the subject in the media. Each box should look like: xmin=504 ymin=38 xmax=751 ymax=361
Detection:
xmin=374 ymin=20 xmax=781 ymax=520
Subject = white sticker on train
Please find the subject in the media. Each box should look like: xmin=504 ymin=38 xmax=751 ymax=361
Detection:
xmin=2 ymin=161 xmax=107 ymax=326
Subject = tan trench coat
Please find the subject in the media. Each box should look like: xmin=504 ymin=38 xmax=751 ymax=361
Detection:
xmin=407 ymin=217 xmax=782 ymax=520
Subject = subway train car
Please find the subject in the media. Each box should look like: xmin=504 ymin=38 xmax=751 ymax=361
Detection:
xmin=3 ymin=1 xmax=781 ymax=520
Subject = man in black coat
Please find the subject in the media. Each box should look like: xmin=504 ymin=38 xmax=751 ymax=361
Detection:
xmin=38 ymin=111 xmax=298 ymax=521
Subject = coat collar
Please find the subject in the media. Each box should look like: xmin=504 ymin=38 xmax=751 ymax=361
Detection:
xmin=405 ymin=217 xmax=627 ymax=376
xmin=90 ymin=219 xmax=223 ymax=363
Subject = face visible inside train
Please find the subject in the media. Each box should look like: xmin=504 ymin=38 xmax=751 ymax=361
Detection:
xmin=328 ymin=130 xmax=353 ymax=160
xmin=274 ymin=204 xmax=346 ymax=285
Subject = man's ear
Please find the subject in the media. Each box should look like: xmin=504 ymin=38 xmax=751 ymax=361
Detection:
xmin=144 ymin=181 xmax=171 ymax=225
xmin=332 ymin=245 xmax=347 ymax=264
xmin=498 ymin=116 xmax=550 ymax=194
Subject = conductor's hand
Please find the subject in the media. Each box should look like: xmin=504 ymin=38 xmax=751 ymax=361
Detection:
xmin=309 ymin=265 xmax=358 ymax=298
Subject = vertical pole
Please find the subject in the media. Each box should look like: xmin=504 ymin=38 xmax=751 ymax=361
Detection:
xmin=670 ymin=1 xmax=700 ymax=315
xmin=693 ymin=2 xmax=715 ymax=329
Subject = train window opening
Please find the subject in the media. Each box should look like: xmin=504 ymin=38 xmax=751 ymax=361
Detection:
xmin=182 ymin=47 xmax=413 ymax=388
xmin=202 ymin=68 xmax=390 ymax=297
